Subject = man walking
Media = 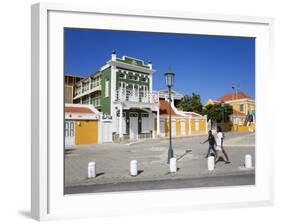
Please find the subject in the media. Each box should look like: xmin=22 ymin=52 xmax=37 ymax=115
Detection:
xmin=201 ymin=130 xmax=217 ymax=159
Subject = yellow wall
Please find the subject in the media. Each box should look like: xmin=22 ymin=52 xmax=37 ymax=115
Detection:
xmin=162 ymin=117 xmax=207 ymax=137
xmin=176 ymin=120 xmax=181 ymax=136
xmin=165 ymin=119 xmax=169 ymax=137
xmin=185 ymin=119 xmax=190 ymax=135
xmin=191 ymin=119 xmax=195 ymax=132
xmin=231 ymin=123 xmax=255 ymax=132
xmin=229 ymin=101 xmax=255 ymax=115
xmin=199 ymin=119 xmax=206 ymax=132
xmin=75 ymin=120 xmax=98 ymax=145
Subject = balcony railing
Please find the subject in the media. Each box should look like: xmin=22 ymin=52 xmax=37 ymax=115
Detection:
xmin=73 ymin=84 xmax=102 ymax=100
xmin=115 ymin=88 xmax=159 ymax=104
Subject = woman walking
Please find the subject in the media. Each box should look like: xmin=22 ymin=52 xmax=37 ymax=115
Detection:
xmin=216 ymin=126 xmax=230 ymax=164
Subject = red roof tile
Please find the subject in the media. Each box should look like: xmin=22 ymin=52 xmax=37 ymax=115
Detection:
xmin=65 ymin=106 xmax=95 ymax=114
xmin=159 ymin=100 xmax=178 ymax=116
xmin=217 ymin=92 xmax=251 ymax=102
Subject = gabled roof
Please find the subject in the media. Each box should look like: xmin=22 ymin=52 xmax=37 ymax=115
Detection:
xmin=182 ymin=111 xmax=202 ymax=118
xmin=158 ymin=89 xmax=184 ymax=100
xmin=159 ymin=99 xmax=205 ymax=119
xmin=217 ymin=92 xmax=252 ymax=102
xmin=64 ymin=104 xmax=99 ymax=120
xmin=159 ymin=100 xmax=178 ymax=116
xmin=64 ymin=106 xmax=95 ymax=114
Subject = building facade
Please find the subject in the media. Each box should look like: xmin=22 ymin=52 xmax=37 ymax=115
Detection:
xmin=65 ymin=52 xmax=208 ymax=144
xmin=207 ymin=91 xmax=256 ymax=132
xmin=158 ymin=90 xmax=208 ymax=137
xmin=65 ymin=104 xmax=100 ymax=146
xmin=72 ymin=52 xmax=160 ymax=141
xmin=64 ymin=74 xmax=84 ymax=104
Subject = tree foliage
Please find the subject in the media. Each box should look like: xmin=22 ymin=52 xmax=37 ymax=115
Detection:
xmin=203 ymin=104 xmax=233 ymax=123
xmin=176 ymin=93 xmax=203 ymax=114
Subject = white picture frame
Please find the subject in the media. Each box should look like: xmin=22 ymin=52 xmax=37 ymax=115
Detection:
xmin=31 ymin=2 xmax=274 ymax=221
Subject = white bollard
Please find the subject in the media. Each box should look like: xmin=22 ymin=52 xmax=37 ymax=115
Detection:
xmin=170 ymin=158 xmax=177 ymax=173
xmin=130 ymin=160 xmax=138 ymax=176
xmin=245 ymin=154 xmax=252 ymax=168
xmin=88 ymin=161 xmax=96 ymax=178
xmin=208 ymin=156 xmax=215 ymax=171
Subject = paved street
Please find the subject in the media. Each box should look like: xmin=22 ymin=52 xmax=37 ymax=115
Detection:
xmin=65 ymin=174 xmax=254 ymax=194
xmin=64 ymin=132 xmax=255 ymax=194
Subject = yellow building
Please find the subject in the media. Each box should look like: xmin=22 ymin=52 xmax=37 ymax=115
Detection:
xmin=214 ymin=91 xmax=255 ymax=132
xmin=159 ymin=99 xmax=207 ymax=137
xmin=64 ymin=104 xmax=100 ymax=146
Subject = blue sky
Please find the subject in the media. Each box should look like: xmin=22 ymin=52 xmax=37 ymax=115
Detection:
xmin=64 ymin=28 xmax=255 ymax=104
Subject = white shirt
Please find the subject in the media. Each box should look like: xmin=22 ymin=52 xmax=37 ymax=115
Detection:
xmin=216 ymin=132 xmax=223 ymax=146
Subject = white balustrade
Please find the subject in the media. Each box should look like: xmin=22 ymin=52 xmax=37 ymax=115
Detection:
xmin=115 ymin=89 xmax=159 ymax=104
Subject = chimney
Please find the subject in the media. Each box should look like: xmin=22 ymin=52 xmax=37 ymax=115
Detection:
xmin=148 ymin=60 xmax=152 ymax=70
xmin=111 ymin=50 xmax=116 ymax=61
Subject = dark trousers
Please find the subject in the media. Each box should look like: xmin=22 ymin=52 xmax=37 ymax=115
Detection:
xmin=207 ymin=145 xmax=216 ymax=156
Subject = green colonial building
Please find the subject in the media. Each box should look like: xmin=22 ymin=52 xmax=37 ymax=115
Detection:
xmin=72 ymin=51 xmax=160 ymax=141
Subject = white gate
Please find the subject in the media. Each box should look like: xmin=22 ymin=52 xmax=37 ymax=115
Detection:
xmin=65 ymin=121 xmax=75 ymax=146
xmin=102 ymin=120 xmax=112 ymax=143
xmin=130 ymin=112 xmax=138 ymax=140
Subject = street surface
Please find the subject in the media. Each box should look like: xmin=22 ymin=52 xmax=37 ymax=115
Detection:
xmin=65 ymin=174 xmax=254 ymax=194
xmin=64 ymin=132 xmax=255 ymax=194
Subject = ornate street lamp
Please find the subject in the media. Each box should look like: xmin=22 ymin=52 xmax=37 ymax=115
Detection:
xmin=164 ymin=69 xmax=175 ymax=163
xmin=221 ymin=100 xmax=225 ymax=131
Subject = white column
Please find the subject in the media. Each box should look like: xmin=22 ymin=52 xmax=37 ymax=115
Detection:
xmin=111 ymin=51 xmax=116 ymax=61
xmin=208 ymin=156 xmax=215 ymax=171
xmin=88 ymin=162 xmax=96 ymax=178
xmin=148 ymin=61 xmax=153 ymax=93
xmin=137 ymin=85 xmax=139 ymax=102
xmin=130 ymin=160 xmax=138 ymax=176
xmin=245 ymin=155 xmax=252 ymax=168
xmin=170 ymin=158 xmax=177 ymax=173
xmin=149 ymin=74 xmax=153 ymax=93
xmin=157 ymin=108 xmax=160 ymax=136
xmin=124 ymin=82 xmax=127 ymax=100
xmin=205 ymin=115 xmax=208 ymax=134
xmin=98 ymin=112 xmax=103 ymax=144
xmin=119 ymin=104 xmax=123 ymax=138
xmin=188 ymin=118 xmax=191 ymax=136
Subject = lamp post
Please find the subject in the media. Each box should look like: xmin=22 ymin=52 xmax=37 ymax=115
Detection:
xmin=164 ymin=69 xmax=175 ymax=163
xmin=221 ymin=100 xmax=225 ymax=131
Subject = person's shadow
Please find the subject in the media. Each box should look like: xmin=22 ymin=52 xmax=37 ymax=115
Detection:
xmin=215 ymin=156 xmax=225 ymax=164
